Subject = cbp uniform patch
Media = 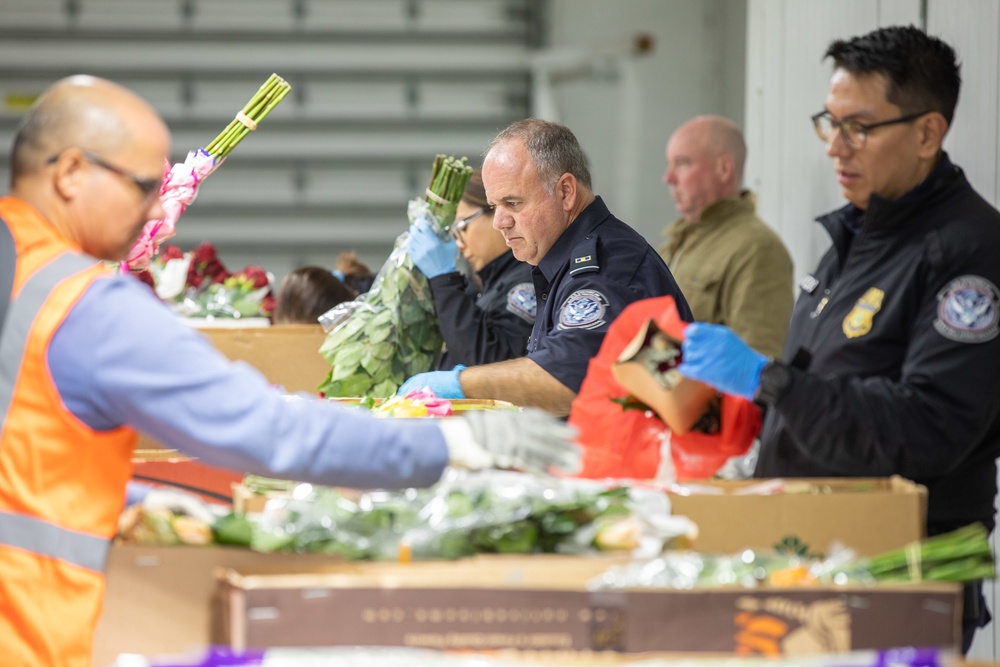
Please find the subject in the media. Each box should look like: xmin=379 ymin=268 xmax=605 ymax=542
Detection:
xmin=556 ymin=289 xmax=609 ymax=330
xmin=934 ymin=275 xmax=1000 ymax=343
xmin=506 ymin=283 xmax=537 ymax=323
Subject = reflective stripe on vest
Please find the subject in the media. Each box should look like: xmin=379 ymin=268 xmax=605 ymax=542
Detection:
xmin=0 ymin=250 xmax=110 ymax=572
xmin=0 ymin=509 xmax=109 ymax=571
xmin=0 ymin=215 xmax=14 ymax=335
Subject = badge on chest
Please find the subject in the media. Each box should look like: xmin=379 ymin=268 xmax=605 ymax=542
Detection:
xmin=842 ymin=287 xmax=885 ymax=339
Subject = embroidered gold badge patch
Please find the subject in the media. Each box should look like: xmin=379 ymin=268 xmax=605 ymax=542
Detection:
xmin=843 ymin=287 xmax=885 ymax=338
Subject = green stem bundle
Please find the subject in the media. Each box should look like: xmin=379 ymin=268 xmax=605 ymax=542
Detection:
xmin=845 ymin=523 xmax=995 ymax=584
xmin=204 ymin=73 xmax=292 ymax=159
xmin=425 ymin=154 xmax=473 ymax=231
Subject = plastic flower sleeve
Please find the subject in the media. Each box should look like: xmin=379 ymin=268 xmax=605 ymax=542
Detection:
xmin=317 ymin=198 xmax=446 ymax=398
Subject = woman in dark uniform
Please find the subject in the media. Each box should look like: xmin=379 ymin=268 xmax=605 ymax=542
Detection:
xmin=408 ymin=169 xmax=536 ymax=368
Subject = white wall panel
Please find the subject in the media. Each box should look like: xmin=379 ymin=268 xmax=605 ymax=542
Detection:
xmin=745 ymin=0 xmax=921 ymax=280
xmin=877 ymin=0 xmax=924 ymax=27
xmin=929 ymin=1 xmax=1000 ymax=206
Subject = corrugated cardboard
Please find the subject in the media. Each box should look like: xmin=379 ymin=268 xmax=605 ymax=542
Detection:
xmin=212 ymin=555 xmax=961 ymax=655
xmin=92 ymin=545 xmax=347 ymax=667
xmin=197 ymin=323 xmax=330 ymax=395
xmin=668 ymin=477 xmax=927 ymax=557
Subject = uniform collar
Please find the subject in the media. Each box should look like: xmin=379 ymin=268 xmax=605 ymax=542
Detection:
xmin=535 ymin=195 xmax=611 ymax=283
xmin=477 ymin=250 xmax=519 ymax=285
xmin=817 ymin=151 xmax=962 ymax=260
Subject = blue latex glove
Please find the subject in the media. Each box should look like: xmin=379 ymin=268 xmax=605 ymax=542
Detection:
xmin=397 ymin=365 xmax=467 ymax=398
xmin=677 ymin=323 xmax=767 ymax=400
xmin=407 ymin=220 xmax=457 ymax=278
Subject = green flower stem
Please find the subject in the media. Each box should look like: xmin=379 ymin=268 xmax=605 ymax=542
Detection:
xmin=204 ymin=73 xmax=291 ymax=159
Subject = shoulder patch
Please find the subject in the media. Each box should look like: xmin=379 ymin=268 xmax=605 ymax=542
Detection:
xmin=934 ymin=275 xmax=1000 ymax=343
xmin=556 ymin=289 xmax=609 ymax=330
xmin=506 ymin=282 xmax=537 ymax=323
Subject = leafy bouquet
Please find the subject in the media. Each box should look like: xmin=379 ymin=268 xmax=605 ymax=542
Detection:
xmin=145 ymin=241 xmax=275 ymax=319
xmin=317 ymin=156 xmax=473 ymax=397
xmin=123 ymin=74 xmax=291 ymax=273
xmin=213 ymin=469 xmax=697 ymax=561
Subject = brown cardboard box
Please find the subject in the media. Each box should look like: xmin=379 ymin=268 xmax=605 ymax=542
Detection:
xmin=196 ymin=324 xmax=330 ymax=395
xmin=92 ymin=544 xmax=348 ymax=667
xmin=135 ymin=323 xmax=330 ymax=452
xmin=668 ymin=476 xmax=927 ymax=557
xmin=212 ymin=555 xmax=961 ymax=655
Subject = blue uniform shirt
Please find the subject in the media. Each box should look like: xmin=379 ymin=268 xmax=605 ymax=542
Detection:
xmin=527 ymin=196 xmax=692 ymax=392
xmin=47 ymin=274 xmax=448 ymax=490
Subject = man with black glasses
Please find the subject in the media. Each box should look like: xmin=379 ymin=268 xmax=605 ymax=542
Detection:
xmin=676 ymin=25 xmax=1000 ymax=652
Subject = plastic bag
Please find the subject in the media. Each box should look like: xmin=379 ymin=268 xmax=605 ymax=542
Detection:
xmin=569 ymin=296 xmax=761 ymax=481
xmin=317 ymin=198 xmax=445 ymax=397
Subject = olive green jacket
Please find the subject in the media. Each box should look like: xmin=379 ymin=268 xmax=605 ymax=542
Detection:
xmin=659 ymin=191 xmax=794 ymax=358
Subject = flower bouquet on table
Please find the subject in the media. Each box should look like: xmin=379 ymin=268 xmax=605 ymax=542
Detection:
xmin=317 ymin=155 xmax=473 ymax=398
xmin=147 ymin=241 xmax=275 ymax=320
xmin=123 ymin=74 xmax=292 ymax=273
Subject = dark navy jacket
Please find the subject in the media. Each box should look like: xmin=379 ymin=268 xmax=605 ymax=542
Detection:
xmin=527 ymin=196 xmax=692 ymax=392
xmin=430 ymin=251 xmax=535 ymax=369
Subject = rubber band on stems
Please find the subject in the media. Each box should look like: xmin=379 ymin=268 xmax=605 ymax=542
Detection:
xmin=235 ymin=111 xmax=258 ymax=131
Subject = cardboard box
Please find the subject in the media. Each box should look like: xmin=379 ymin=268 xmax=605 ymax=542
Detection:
xmin=92 ymin=544 xmax=348 ymax=667
xmin=668 ymin=477 xmax=926 ymax=557
xmin=135 ymin=323 xmax=330 ymax=452
xmin=196 ymin=323 xmax=330 ymax=395
xmin=212 ymin=555 xmax=961 ymax=655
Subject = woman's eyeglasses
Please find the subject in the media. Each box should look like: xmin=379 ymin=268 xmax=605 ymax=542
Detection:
xmin=451 ymin=207 xmax=492 ymax=242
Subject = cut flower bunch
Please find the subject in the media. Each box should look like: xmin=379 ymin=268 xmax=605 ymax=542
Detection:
xmin=317 ymin=155 xmax=473 ymax=397
xmin=141 ymin=241 xmax=275 ymax=319
xmin=123 ymin=74 xmax=291 ymax=272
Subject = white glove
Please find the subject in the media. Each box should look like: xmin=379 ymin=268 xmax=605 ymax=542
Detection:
xmin=439 ymin=408 xmax=582 ymax=476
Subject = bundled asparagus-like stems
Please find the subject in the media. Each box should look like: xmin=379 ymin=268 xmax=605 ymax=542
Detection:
xmin=205 ymin=73 xmax=292 ymax=160
xmin=317 ymin=153 xmax=474 ymax=398
xmin=423 ymin=154 xmax=473 ymax=232
xmin=842 ymin=523 xmax=995 ymax=583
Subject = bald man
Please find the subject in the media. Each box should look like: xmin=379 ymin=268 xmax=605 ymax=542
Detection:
xmin=0 ymin=76 xmax=578 ymax=666
xmin=661 ymin=115 xmax=794 ymax=358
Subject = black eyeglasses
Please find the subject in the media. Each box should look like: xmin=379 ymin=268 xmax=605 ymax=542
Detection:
xmin=47 ymin=150 xmax=161 ymax=200
xmin=810 ymin=110 xmax=930 ymax=150
xmin=450 ymin=207 xmax=492 ymax=241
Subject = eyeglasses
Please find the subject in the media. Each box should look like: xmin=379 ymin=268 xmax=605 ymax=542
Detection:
xmin=46 ymin=149 xmax=161 ymax=201
xmin=810 ymin=110 xmax=930 ymax=150
xmin=450 ymin=207 xmax=492 ymax=242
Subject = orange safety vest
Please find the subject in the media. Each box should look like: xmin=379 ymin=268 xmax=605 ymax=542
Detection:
xmin=0 ymin=197 xmax=137 ymax=666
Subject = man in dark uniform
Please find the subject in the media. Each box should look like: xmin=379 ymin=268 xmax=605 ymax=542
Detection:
xmin=399 ymin=119 xmax=691 ymax=416
xmin=676 ymin=26 xmax=1000 ymax=653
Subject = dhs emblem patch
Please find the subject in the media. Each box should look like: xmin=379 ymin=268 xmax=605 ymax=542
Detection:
xmin=556 ymin=289 xmax=609 ymax=330
xmin=506 ymin=283 xmax=537 ymax=323
xmin=934 ymin=275 xmax=1000 ymax=343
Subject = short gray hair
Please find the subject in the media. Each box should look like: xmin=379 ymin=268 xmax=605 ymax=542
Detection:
xmin=485 ymin=118 xmax=592 ymax=193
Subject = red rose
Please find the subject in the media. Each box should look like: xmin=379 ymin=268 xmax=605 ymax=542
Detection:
xmin=160 ymin=245 xmax=184 ymax=262
xmin=133 ymin=270 xmax=155 ymax=289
